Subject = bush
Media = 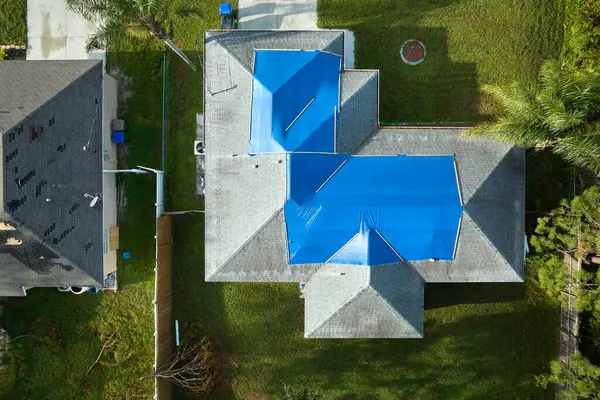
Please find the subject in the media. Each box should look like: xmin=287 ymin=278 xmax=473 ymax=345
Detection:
xmin=0 ymin=0 xmax=27 ymax=44
xmin=0 ymin=49 xmax=6 ymax=60
xmin=563 ymin=0 xmax=600 ymax=72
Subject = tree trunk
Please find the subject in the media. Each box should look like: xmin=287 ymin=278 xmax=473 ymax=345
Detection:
xmin=162 ymin=38 xmax=197 ymax=72
xmin=146 ymin=18 xmax=197 ymax=72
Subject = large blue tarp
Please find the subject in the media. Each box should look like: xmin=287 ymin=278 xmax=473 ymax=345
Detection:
xmin=284 ymin=154 xmax=463 ymax=265
xmin=249 ymin=50 xmax=341 ymax=154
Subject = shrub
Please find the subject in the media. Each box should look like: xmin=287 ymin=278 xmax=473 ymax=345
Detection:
xmin=0 ymin=49 xmax=6 ymax=61
xmin=563 ymin=0 xmax=600 ymax=72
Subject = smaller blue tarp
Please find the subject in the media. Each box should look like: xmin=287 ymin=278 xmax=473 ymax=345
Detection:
xmin=249 ymin=50 xmax=341 ymax=154
xmin=284 ymin=154 xmax=463 ymax=265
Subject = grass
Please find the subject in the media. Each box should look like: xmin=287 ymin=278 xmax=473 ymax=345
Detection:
xmin=319 ymin=0 xmax=564 ymax=123
xmin=0 ymin=0 xmax=26 ymax=44
xmin=167 ymin=1 xmax=565 ymax=399
xmin=0 ymin=37 xmax=163 ymax=400
xmin=0 ymin=0 xmax=569 ymax=398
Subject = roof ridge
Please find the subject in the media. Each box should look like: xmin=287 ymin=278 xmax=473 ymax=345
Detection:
xmin=460 ymin=212 xmax=519 ymax=279
xmin=212 ymin=37 xmax=256 ymax=74
xmin=207 ymin=205 xmax=285 ymax=281
xmin=340 ymin=71 xmax=377 ymax=108
xmin=462 ymin=142 xmax=513 ymax=204
xmin=305 ymin=281 xmax=370 ymax=338
xmin=366 ymin=284 xmax=422 ymax=337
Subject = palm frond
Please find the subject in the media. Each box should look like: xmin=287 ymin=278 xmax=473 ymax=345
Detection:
xmin=482 ymin=83 xmax=540 ymax=123
xmin=465 ymin=117 xmax=550 ymax=147
xmin=84 ymin=19 xmax=126 ymax=51
xmin=554 ymin=134 xmax=600 ymax=173
xmin=125 ymin=23 xmax=153 ymax=39
xmin=66 ymin=0 xmax=127 ymax=22
xmin=134 ymin=0 xmax=167 ymax=20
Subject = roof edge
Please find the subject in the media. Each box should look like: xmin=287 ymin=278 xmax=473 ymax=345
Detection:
xmin=206 ymin=206 xmax=285 ymax=282
xmin=0 ymin=60 xmax=103 ymax=135
xmin=3 ymin=214 xmax=103 ymax=286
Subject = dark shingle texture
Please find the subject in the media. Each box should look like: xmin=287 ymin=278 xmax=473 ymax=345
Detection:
xmin=0 ymin=60 xmax=99 ymax=134
xmin=0 ymin=60 xmax=104 ymax=290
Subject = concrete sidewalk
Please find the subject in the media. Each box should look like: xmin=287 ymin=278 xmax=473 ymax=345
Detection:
xmin=27 ymin=0 xmax=104 ymax=60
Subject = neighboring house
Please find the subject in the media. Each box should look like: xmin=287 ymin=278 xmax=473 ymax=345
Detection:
xmin=0 ymin=60 xmax=119 ymax=296
xmin=203 ymin=30 xmax=524 ymax=338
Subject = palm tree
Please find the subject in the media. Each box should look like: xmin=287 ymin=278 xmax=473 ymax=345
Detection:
xmin=466 ymin=60 xmax=600 ymax=172
xmin=66 ymin=0 xmax=196 ymax=71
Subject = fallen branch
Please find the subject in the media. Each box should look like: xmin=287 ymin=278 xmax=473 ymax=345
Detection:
xmin=0 ymin=334 xmax=29 ymax=346
xmin=139 ymin=335 xmax=220 ymax=394
xmin=87 ymin=333 xmax=116 ymax=374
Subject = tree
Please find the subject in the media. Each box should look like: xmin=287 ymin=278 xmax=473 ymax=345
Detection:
xmin=140 ymin=335 xmax=221 ymax=395
xmin=66 ymin=0 xmax=196 ymax=70
xmin=465 ymin=60 xmax=600 ymax=172
xmin=531 ymin=186 xmax=600 ymax=312
xmin=531 ymin=186 xmax=600 ymax=260
xmin=536 ymin=353 xmax=600 ymax=399
xmin=531 ymin=253 xmax=571 ymax=304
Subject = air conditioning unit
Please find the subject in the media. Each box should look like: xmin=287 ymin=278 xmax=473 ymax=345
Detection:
xmin=194 ymin=140 xmax=205 ymax=155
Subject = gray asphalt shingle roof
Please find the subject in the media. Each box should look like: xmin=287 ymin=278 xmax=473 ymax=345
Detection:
xmin=0 ymin=60 xmax=105 ymax=294
xmin=305 ymin=263 xmax=424 ymax=338
xmin=204 ymin=30 xmax=525 ymax=338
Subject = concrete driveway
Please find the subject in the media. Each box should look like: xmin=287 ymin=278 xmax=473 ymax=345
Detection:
xmin=238 ymin=0 xmax=317 ymax=29
xmin=27 ymin=0 xmax=104 ymax=60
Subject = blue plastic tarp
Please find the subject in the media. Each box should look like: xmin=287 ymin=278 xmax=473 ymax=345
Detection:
xmin=249 ymin=50 xmax=341 ymax=154
xmin=284 ymin=154 xmax=463 ymax=265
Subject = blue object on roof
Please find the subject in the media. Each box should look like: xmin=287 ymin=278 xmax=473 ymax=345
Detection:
xmin=249 ymin=50 xmax=341 ymax=154
xmin=284 ymin=154 xmax=463 ymax=265
xmin=219 ymin=3 xmax=232 ymax=15
xmin=112 ymin=130 xmax=125 ymax=144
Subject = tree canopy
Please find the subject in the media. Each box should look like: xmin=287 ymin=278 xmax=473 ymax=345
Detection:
xmin=530 ymin=186 xmax=600 ymax=312
xmin=66 ymin=0 xmax=196 ymax=69
xmin=466 ymin=60 xmax=600 ymax=172
xmin=536 ymin=353 xmax=600 ymax=400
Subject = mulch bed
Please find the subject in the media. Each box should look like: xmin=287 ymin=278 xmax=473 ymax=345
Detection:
xmin=3 ymin=48 xmax=26 ymax=60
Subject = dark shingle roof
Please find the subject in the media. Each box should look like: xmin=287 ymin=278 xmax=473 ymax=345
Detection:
xmin=204 ymin=30 xmax=525 ymax=338
xmin=0 ymin=60 xmax=105 ymax=293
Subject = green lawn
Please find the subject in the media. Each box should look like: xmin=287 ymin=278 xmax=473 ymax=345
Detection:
xmin=0 ymin=0 xmax=567 ymax=398
xmin=319 ymin=0 xmax=564 ymax=123
xmin=168 ymin=0 xmax=564 ymax=399
xmin=0 ymin=0 xmax=26 ymax=44
xmin=0 ymin=34 xmax=163 ymax=400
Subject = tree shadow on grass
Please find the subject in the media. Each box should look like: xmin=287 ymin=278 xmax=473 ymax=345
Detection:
xmin=171 ymin=214 xmax=236 ymax=399
xmin=424 ymin=282 xmax=525 ymax=309
xmin=525 ymin=149 xmax=575 ymax=234
xmin=271 ymin=306 xmax=556 ymax=399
